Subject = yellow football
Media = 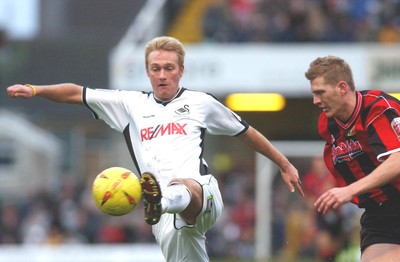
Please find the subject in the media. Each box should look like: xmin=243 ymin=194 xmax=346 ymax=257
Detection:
xmin=92 ymin=167 xmax=142 ymax=216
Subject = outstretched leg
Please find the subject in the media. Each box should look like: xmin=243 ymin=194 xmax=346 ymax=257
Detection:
xmin=140 ymin=172 xmax=203 ymax=226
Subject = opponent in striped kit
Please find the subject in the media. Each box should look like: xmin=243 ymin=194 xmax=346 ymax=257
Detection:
xmin=306 ymin=55 xmax=400 ymax=262
xmin=7 ymin=36 xmax=303 ymax=262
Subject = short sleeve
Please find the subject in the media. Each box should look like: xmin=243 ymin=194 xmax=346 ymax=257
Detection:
xmin=203 ymin=95 xmax=249 ymax=136
xmin=83 ymin=87 xmax=133 ymax=132
xmin=367 ymin=108 xmax=400 ymax=161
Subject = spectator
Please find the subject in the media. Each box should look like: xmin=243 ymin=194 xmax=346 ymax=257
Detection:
xmin=303 ymin=157 xmax=343 ymax=261
xmin=202 ymin=0 xmax=400 ymax=43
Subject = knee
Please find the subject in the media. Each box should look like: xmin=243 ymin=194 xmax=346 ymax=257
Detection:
xmin=168 ymin=178 xmax=184 ymax=185
xmin=169 ymin=178 xmax=200 ymax=193
xmin=168 ymin=178 xmax=202 ymax=203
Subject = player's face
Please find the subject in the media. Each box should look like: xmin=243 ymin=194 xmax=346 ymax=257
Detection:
xmin=311 ymin=76 xmax=346 ymax=119
xmin=146 ymin=50 xmax=184 ymax=101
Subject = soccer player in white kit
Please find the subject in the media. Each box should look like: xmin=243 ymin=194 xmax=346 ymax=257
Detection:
xmin=7 ymin=36 xmax=304 ymax=262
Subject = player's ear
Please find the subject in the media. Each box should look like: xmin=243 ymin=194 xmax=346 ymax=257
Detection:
xmin=179 ymin=64 xmax=184 ymax=77
xmin=337 ymin=81 xmax=349 ymax=94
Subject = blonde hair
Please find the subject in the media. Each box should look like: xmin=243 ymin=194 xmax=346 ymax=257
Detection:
xmin=305 ymin=55 xmax=355 ymax=91
xmin=144 ymin=36 xmax=185 ymax=68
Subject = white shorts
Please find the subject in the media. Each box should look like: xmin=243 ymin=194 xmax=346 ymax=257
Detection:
xmin=151 ymin=175 xmax=223 ymax=262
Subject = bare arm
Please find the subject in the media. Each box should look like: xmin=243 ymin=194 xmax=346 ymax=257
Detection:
xmin=7 ymin=83 xmax=84 ymax=104
xmin=315 ymin=151 xmax=400 ymax=214
xmin=237 ymin=126 xmax=304 ymax=197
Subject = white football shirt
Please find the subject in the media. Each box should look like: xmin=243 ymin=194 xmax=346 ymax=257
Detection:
xmin=83 ymin=87 xmax=249 ymax=187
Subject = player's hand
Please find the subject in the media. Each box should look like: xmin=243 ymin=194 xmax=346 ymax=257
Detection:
xmin=314 ymin=187 xmax=353 ymax=214
xmin=281 ymin=163 xmax=304 ymax=197
xmin=7 ymin=84 xmax=36 ymax=98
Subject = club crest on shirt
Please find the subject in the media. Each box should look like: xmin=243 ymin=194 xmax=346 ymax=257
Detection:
xmin=346 ymin=126 xmax=356 ymax=137
xmin=175 ymin=105 xmax=190 ymax=115
xmin=391 ymin=117 xmax=400 ymax=141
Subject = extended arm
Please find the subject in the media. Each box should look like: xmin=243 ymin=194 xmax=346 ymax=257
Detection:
xmin=237 ymin=126 xmax=304 ymax=197
xmin=315 ymin=151 xmax=400 ymax=214
xmin=7 ymin=83 xmax=84 ymax=105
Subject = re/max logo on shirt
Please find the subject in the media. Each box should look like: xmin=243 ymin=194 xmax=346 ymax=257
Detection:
xmin=140 ymin=123 xmax=188 ymax=141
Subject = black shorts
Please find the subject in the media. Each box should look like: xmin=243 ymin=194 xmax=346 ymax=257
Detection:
xmin=360 ymin=200 xmax=400 ymax=252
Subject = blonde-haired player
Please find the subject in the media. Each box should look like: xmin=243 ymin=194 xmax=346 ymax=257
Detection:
xmin=7 ymin=36 xmax=303 ymax=261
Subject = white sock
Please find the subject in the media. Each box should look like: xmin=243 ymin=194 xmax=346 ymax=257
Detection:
xmin=161 ymin=183 xmax=191 ymax=214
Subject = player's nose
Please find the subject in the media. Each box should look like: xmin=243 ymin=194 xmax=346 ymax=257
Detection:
xmin=159 ymin=69 xmax=167 ymax=80
xmin=313 ymin=95 xmax=321 ymax=105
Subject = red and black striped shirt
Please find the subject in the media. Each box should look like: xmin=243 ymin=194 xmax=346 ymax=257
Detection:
xmin=318 ymin=90 xmax=400 ymax=207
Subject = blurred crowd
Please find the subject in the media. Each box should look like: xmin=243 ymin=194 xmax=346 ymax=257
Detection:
xmin=0 ymin=155 xmax=362 ymax=261
xmin=0 ymin=175 xmax=153 ymax=245
xmin=207 ymin=156 xmax=362 ymax=261
xmin=203 ymin=0 xmax=400 ymax=43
